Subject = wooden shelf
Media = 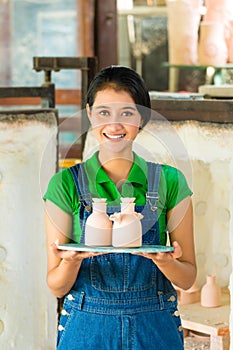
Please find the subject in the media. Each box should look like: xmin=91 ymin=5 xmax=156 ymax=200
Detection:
xmin=179 ymin=290 xmax=230 ymax=349
xmin=118 ymin=6 xmax=167 ymax=17
xmin=162 ymin=62 xmax=233 ymax=92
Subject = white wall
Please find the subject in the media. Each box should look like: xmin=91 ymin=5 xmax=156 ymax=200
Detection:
xmin=0 ymin=111 xmax=58 ymax=349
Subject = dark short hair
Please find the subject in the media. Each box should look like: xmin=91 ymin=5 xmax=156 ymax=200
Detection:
xmin=86 ymin=65 xmax=151 ymax=128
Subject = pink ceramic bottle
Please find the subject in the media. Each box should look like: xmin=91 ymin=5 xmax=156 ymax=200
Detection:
xmin=198 ymin=21 xmax=228 ymax=66
xmin=204 ymin=0 xmax=229 ymax=23
xmin=85 ymin=198 xmax=112 ymax=246
xmin=176 ymin=278 xmax=200 ymax=305
xmin=200 ymin=275 xmax=222 ymax=308
xmin=167 ymin=0 xmax=202 ymax=65
xmin=226 ymin=20 xmax=233 ymax=63
xmin=110 ymin=197 xmax=143 ymax=248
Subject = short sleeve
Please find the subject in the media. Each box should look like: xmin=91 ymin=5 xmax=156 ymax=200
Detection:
xmin=43 ymin=168 xmax=79 ymax=215
xmin=160 ymin=165 xmax=192 ymax=211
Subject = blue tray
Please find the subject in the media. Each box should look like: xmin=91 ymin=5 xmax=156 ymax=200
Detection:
xmin=58 ymin=243 xmax=174 ymax=253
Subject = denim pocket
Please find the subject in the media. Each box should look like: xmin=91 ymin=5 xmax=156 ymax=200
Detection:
xmin=90 ymin=254 xmax=156 ymax=292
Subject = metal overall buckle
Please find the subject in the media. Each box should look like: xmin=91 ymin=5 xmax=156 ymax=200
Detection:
xmin=79 ymin=196 xmax=92 ymax=212
xmin=146 ymin=192 xmax=159 ymax=212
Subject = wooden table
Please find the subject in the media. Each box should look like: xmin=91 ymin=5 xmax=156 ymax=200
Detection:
xmin=179 ymin=290 xmax=230 ymax=350
xmin=162 ymin=62 xmax=233 ymax=92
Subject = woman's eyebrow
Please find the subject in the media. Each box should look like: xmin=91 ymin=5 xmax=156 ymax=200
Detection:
xmin=92 ymin=105 xmax=110 ymax=110
xmin=121 ymin=106 xmax=137 ymax=111
xmin=94 ymin=105 xmax=109 ymax=108
xmin=93 ymin=104 xmax=137 ymax=111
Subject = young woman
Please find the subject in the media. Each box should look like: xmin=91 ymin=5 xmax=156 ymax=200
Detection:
xmin=44 ymin=66 xmax=196 ymax=349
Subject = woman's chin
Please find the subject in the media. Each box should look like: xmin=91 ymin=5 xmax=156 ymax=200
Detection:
xmin=100 ymin=139 xmax=132 ymax=154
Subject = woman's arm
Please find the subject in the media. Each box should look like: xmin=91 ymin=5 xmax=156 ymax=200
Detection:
xmin=138 ymin=196 xmax=197 ymax=290
xmin=45 ymin=200 xmax=94 ymax=298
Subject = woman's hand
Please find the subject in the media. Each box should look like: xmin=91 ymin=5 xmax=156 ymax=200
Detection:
xmin=50 ymin=240 xmax=104 ymax=263
xmin=132 ymin=197 xmax=196 ymax=291
xmin=48 ymin=240 xmax=106 ymax=298
xmin=133 ymin=241 xmax=182 ymax=267
xmin=45 ymin=201 xmax=107 ymax=298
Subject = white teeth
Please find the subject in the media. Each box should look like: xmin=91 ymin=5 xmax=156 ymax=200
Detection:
xmin=105 ymin=133 xmax=124 ymax=139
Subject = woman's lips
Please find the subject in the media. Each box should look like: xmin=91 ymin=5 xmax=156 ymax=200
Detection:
xmin=104 ymin=133 xmax=125 ymax=140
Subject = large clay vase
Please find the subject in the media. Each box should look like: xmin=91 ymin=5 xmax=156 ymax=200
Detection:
xmin=204 ymin=0 xmax=229 ymax=23
xmin=198 ymin=21 xmax=228 ymax=65
xmin=203 ymin=0 xmax=231 ymax=64
xmin=166 ymin=0 xmax=202 ymax=65
xmin=226 ymin=20 xmax=233 ymax=63
xmin=176 ymin=278 xmax=200 ymax=305
xmin=110 ymin=197 xmax=143 ymax=248
xmin=200 ymin=275 xmax=222 ymax=308
xmin=85 ymin=198 xmax=112 ymax=246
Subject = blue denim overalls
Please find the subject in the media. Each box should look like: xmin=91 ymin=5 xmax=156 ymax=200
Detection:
xmin=57 ymin=162 xmax=183 ymax=350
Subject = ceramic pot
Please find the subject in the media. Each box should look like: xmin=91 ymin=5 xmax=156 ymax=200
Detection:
xmin=226 ymin=20 xmax=233 ymax=63
xmin=200 ymin=275 xmax=222 ymax=307
xmin=204 ymin=0 xmax=229 ymax=23
xmin=85 ymin=198 xmax=112 ymax=246
xmin=110 ymin=197 xmax=143 ymax=248
xmin=176 ymin=279 xmax=200 ymax=305
xmin=166 ymin=0 xmax=202 ymax=64
xmin=198 ymin=21 xmax=228 ymax=65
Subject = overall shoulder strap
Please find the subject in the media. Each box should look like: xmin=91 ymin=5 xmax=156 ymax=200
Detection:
xmin=146 ymin=162 xmax=162 ymax=211
xmin=69 ymin=163 xmax=92 ymax=211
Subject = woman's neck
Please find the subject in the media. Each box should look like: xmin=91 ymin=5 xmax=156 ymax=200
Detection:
xmin=98 ymin=150 xmax=134 ymax=185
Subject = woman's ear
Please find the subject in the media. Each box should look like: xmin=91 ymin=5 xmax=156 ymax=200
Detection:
xmin=86 ymin=103 xmax=91 ymax=120
xmin=139 ymin=118 xmax=143 ymax=130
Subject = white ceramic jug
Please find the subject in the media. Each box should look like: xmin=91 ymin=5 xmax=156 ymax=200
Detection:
xmin=110 ymin=197 xmax=143 ymax=248
xmin=85 ymin=198 xmax=112 ymax=246
xmin=198 ymin=21 xmax=228 ymax=66
xmin=204 ymin=0 xmax=229 ymax=22
xmin=200 ymin=275 xmax=222 ymax=307
xmin=226 ymin=20 xmax=233 ymax=63
xmin=167 ymin=0 xmax=202 ymax=65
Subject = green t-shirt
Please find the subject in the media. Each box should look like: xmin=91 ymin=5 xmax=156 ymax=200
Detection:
xmin=43 ymin=152 xmax=192 ymax=245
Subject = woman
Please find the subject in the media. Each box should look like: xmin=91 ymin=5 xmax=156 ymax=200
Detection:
xmin=44 ymin=66 xmax=196 ymax=349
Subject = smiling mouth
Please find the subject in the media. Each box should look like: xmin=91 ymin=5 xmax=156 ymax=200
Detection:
xmin=104 ymin=133 xmax=125 ymax=140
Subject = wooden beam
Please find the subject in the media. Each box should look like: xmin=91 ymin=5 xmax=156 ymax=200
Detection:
xmin=0 ymin=1 xmax=11 ymax=84
xmin=0 ymin=85 xmax=55 ymax=108
xmin=151 ymin=99 xmax=233 ymax=123
xmin=77 ymin=0 xmax=95 ymax=56
xmin=0 ymin=89 xmax=81 ymax=106
xmin=95 ymin=0 xmax=118 ymax=69
xmin=56 ymin=89 xmax=81 ymax=105
xmin=58 ymin=116 xmax=81 ymax=132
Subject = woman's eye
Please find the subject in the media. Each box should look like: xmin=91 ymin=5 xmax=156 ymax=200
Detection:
xmin=122 ymin=111 xmax=133 ymax=117
xmin=99 ymin=110 xmax=110 ymax=117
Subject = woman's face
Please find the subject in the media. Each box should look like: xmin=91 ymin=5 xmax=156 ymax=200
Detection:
xmin=87 ymin=88 xmax=142 ymax=154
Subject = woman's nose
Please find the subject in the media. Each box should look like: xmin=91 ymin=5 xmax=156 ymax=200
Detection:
xmin=106 ymin=120 xmax=123 ymax=130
